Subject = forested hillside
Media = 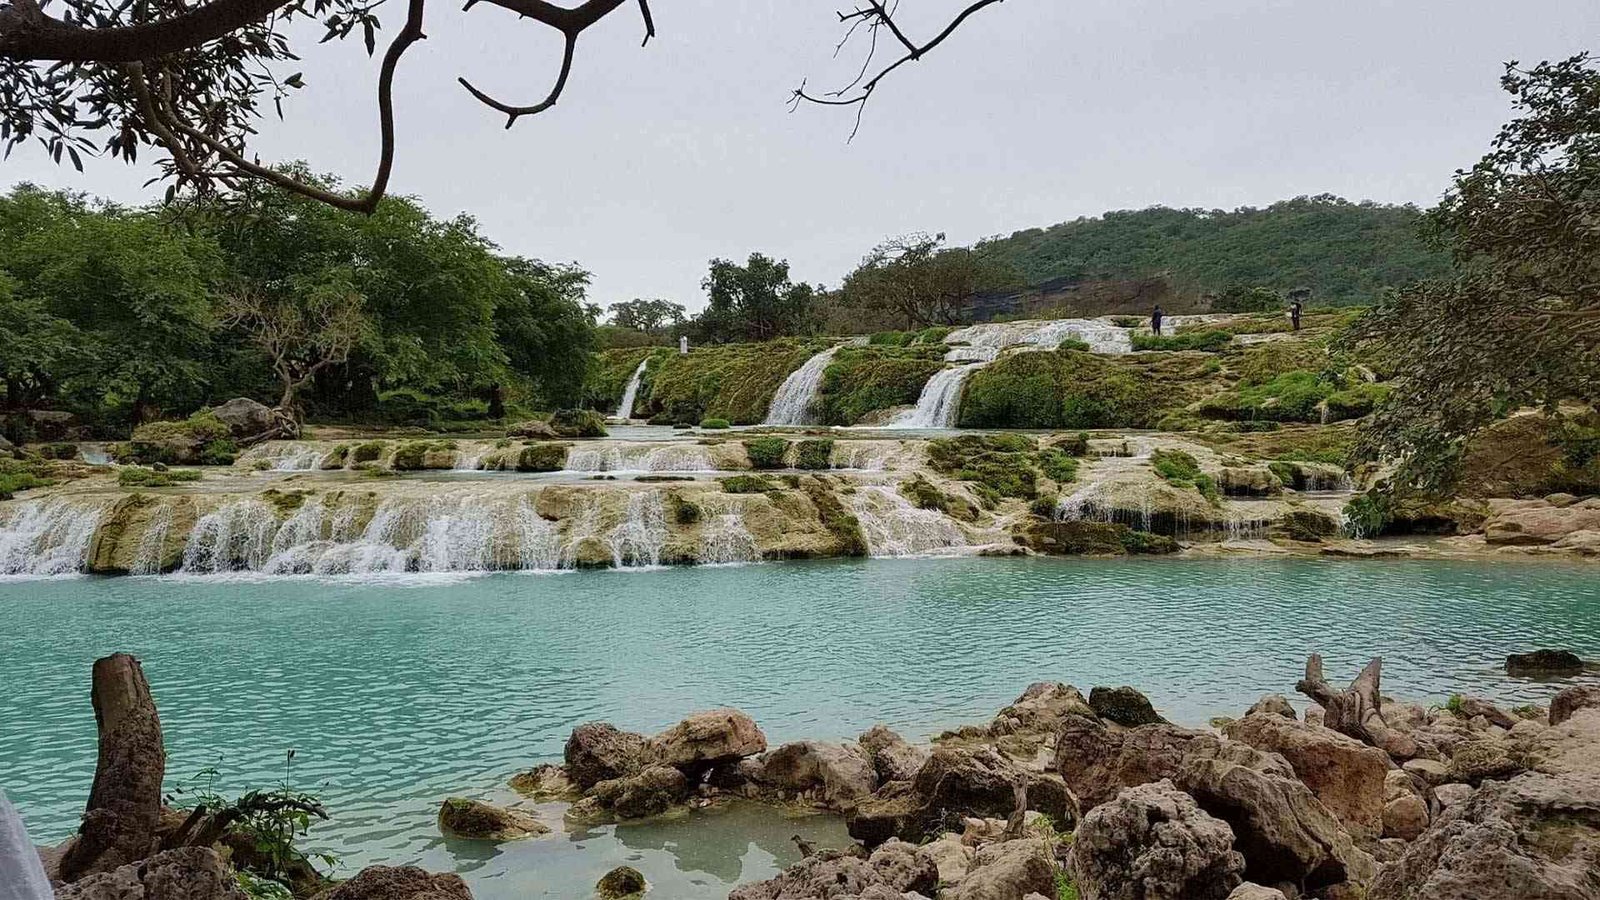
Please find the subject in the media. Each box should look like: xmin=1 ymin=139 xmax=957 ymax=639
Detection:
xmin=976 ymin=195 xmax=1451 ymax=304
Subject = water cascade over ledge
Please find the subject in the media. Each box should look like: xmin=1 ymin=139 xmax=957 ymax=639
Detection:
xmin=613 ymin=359 xmax=650 ymax=421
xmin=764 ymin=345 xmax=841 ymax=426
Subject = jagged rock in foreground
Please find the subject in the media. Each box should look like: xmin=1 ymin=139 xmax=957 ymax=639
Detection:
xmin=1069 ymin=780 xmax=1244 ymax=900
xmin=436 ymin=798 xmax=548 ymax=841
xmin=1368 ymin=771 xmax=1600 ymax=900
xmin=943 ymin=838 xmax=1057 ymax=900
xmin=859 ymin=725 xmax=930 ymax=784
xmin=54 ymin=847 xmax=245 ymax=900
xmin=755 ymin=740 xmax=880 ymax=810
xmin=1088 ymin=686 xmax=1167 ymax=727
xmin=1222 ymin=713 xmax=1391 ymax=838
xmin=564 ymin=722 xmax=649 ymax=790
xmin=727 ymin=840 xmax=938 ymax=900
xmin=847 ymin=747 xmax=1072 ymax=846
xmin=1552 ymin=685 xmax=1600 ymax=725
xmin=647 ymin=708 xmax=767 ymax=776
xmin=1054 ymin=714 xmax=1205 ymax=809
xmin=1225 ymin=885 xmax=1288 ymax=900
xmin=312 ymin=865 xmax=474 ymax=900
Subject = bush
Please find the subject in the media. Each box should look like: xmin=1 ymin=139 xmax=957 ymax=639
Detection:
xmin=913 ymin=326 xmax=955 ymax=345
xmin=0 ymin=459 xmax=54 ymax=499
xmin=1150 ymin=449 xmax=1220 ymax=504
xmin=720 ymin=474 xmax=780 ymax=494
xmin=118 ymin=467 xmax=202 ymax=487
xmin=1341 ymin=490 xmax=1392 ymax=537
xmin=700 ymin=418 xmax=731 ymax=430
xmin=794 ymin=439 xmax=834 ymax=470
xmin=1036 ymin=448 xmax=1079 ymax=484
xmin=743 ymin=437 xmax=790 ymax=469
xmin=1057 ymin=337 xmax=1091 ymax=352
xmin=517 ymin=443 xmax=569 ymax=472
xmin=1131 ymin=329 xmax=1232 ymax=352
xmin=549 ymin=408 xmax=608 ymax=438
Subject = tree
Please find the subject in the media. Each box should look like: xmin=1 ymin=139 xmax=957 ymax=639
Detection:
xmin=1349 ymin=54 xmax=1600 ymax=490
xmin=693 ymin=253 xmax=818 ymax=343
xmin=222 ymin=282 xmax=367 ymax=427
xmin=840 ymin=232 xmax=1023 ymax=327
xmin=1211 ymin=285 xmax=1284 ymax=313
xmin=494 ymin=257 xmax=596 ymax=412
xmin=608 ymin=298 xmax=685 ymax=334
xmin=0 ymin=0 xmax=1003 ymax=213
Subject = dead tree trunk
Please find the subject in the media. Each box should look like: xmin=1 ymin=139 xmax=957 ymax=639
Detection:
xmin=58 ymin=654 xmax=166 ymax=882
xmin=1295 ymin=653 xmax=1417 ymax=761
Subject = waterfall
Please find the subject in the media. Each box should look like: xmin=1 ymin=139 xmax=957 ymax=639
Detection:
xmin=847 ymin=485 xmax=969 ymax=557
xmin=1222 ymin=509 xmax=1271 ymax=542
xmin=129 ymin=503 xmax=176 ymax=575
xmin=889 ymin=363 xmax=986 ymax=429
xmin=453 ymin=446 xmax=487 ymax=472
xmin=608 ymin=491 xmax=666 ymax=567
xmin=614 ymin=359 xmax=650 ymax=421
xmin=831 ymin=441 xmax=897 ymax=471
xmin=181 ymin=499 xmax=280 ymax=572
xmin=764 ymin=345 xmax=840 ymax=426
xmin=0 ymin=500 xmax=106 ymax=577
xmin=564 ymin=444 xmax=714 ymax=473
xmin=697 ymin=495 xmax=760 ymax=564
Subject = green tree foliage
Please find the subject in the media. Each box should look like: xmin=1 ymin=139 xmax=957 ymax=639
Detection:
xmin=976 ymin=196 xmax=1450 ymax=305
xmin=608 ymin=298 xmax=686 ymax=333
xmin=1350 ymin=55 xmax=1600 ymax=491
xmin=838 ymin=232 xmax=1024 ymax=327
xmin=691 ymin=253 xmax=819 ymax=343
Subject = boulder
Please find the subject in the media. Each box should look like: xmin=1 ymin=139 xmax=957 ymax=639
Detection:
xmin=1218 ymin=467 xmax=1282 ymax=498
xmin=26 ymin=409 xmax=77 ymax=441
xmin=988 ymin=682 xmax=1094 ymax=736
xmin=1552 ymin=685 xmax=1600 ymax=725
xmin=1054 ymin=714 xmax=1205 ymax=809
xmin=921 ymin=833 xmax=975 ymax=885
xmin=1513 ymin=707 xmax=1600 ymax=778
xmin=1381 ymin=770 xmax=1430 ymax=841
xmin=859 ymin=725 xmax=930 ymax=784
xmin=1069 ymin=780 xmax=1245 ymax=900
xmin=1433 ymin=783 xmax=1472 ymax=809
xmin=849 ymin=748 xmax=1070 ymax=847
xmin=597 ymin=865 xmax=647 ymax=899
xmin=436 ymin=798 xmax=548 ymax=840
xmin=728 ymin=840 xmax=938 ymax=900
xmin=313 ymin=865 xmax=474 ymax=900
xmin=507 ymin=420 xmax=560 ymax=440
xmin=944 ymin=838 xmax=1057 ymax=900
xmin=508 ymin=763 xmax=578 ymax=799
xmin=587 ymin=766 xmax=689 ymax=819
xmin=1486 ymin=505 xmax=1600 ymax=547
xmin=1174 ymin=738 xmax=1375 ymax=892
xmin=55 ymin=848 xmax=246 ymax=900
xmin=1453 ymin=696 xmax=1517 ymax=729
xmin=758 ymin=741 xmax=879 ymax=810
xmin=1088 ymin=686 xmax=1167 ymax=727
xmin=208 ymin=399 xmax=275 ymax=439
xmin=565 ymin=722 xmax=648 ymax=789
xmin=1245 ymin=695 xmax=1296 ymax=720
xmin=1368 ymin=771 xmax=1600 ymax=900
xmin=1401 ymin=757 xmax=1449 ymax=786
xmin=1445 ymin=740 xmax=1524 ymax=785
xmin=648 ymin=708 xmax=766 ymax=775
xmin=1225 ymin=887 xmax=1288 ymax=900
xmin=1222 ymin=714 xmax=1389 ymax=838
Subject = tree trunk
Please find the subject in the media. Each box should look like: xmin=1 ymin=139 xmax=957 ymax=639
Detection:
xmin=1295 ymin=653 xmax=1418 ymax=760
xmin=488 ymin=384 xmax=505 ymax=420
xmin=130 ymin=382 xmax=154 ymax=429
xmin=58 ymin=654 xmax=166 ymax=882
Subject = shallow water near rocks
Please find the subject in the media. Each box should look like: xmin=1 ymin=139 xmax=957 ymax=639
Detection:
xmin=2 ymin=556 xmax=1598 ymax=897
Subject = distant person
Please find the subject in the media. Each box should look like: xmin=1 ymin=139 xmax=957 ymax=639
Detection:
xmin=1151 ymin=305 xmax=1164 ymax=336
xmin=1290 ymin=299 xmax=1303 ymax=331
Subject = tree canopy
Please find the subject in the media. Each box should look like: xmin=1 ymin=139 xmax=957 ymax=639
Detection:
xmin=689 ymin=253 xmax=820 ymax=345
xmin=1350 ymin=54 xmax=1600 ymax=491
xmin=838 ymin=232 xmax=1025 ymax=328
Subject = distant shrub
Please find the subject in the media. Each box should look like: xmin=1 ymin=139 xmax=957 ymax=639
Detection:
xmin=352 ymin=441 xmax=386 ymax=463
xmin=743 ymin=437 xmax=790 ymax=469
xmin=1151 ymin=449 xmax=1220 ymax=505
xmin=794 ymin=439 xmax=834 ymax=470
xmin=668 ymin=494 xmax=702 ymax=524
xmin=700 ymin=418 xmax=731 ymax=430
xmin=868 ymin=331 xmax=913 ymax=346
xmin=549 ymin=408 xmax=608 ymax=438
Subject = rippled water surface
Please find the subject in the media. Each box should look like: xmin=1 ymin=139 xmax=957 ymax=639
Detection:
xmin=2 ymin=557 xmax=1598 ymax=897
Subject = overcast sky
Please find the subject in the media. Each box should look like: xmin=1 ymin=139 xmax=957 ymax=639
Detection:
xmin=4 ymin=0 xmax=1598 ymax=311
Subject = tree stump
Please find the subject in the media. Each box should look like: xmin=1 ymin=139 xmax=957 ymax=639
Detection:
xmin=1294 ymin=653 xmax=1417 ymax=761
xmin=58 ymin=653 xmax=166 ymax=882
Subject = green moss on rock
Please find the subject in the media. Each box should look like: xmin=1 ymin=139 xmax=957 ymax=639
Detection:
xmin=743 ymin=437 xmax=789 ymax=470
xmin=794 ymin=439 xmax=834 ymax=470
xmin=816 ymin=344 xmax=945 ymax=426
xmin=517 ymin=443 xmax=569 ymax=472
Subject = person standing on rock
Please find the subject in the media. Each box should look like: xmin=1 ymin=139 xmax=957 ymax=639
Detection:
xmin=1151 ymin=304 xmax=1164 ymax=336
xmin=1290 ymin=299 xmax=1303 ymax=331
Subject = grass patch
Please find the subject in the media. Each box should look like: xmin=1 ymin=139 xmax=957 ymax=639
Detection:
xmin=118 ymin=467 xmax=202 ymax=487
xmin=0 ymin=459 xmax=55 ymax=499
xmin=794 ymin=439 xmax=834 ymax=470
xmin=700 ymin=418 xmax=731 ymax=430
xmin=743 ymin=437 xmax=790 ymax=469
xmin=1130 ymin=329 xmax=1232 ymax=352
xmin=1150 ymin=449 xmax=1220 ymax=505
xmin=1036 ymin=448 xmax=1079 ymax=484
xmin=960 ymin=349 xmax=1221 ymax=430
xmin=928 ymin=434 xmax=1041 ymax=506
xmin=720 ymin=474 xmax=781 ymax=494
xmin=898 ymin=476 xmax=978 ymax=522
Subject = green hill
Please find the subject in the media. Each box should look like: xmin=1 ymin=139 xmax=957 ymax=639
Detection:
xmin=976 ymin=194 xmax=1451 ymax=305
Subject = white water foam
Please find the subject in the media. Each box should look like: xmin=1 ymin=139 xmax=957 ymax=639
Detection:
xmin=765 ymin=345 xmax=840 ymax=426
xmin=564 ymin=445 xmax=714 ymax=474
xmin=0 ymin=499 xmax=106 ymax=577
xmin=614 ymin=359 xmax=650 ymax=421
xmin=847 ymin=485 xmax=969 ymax=558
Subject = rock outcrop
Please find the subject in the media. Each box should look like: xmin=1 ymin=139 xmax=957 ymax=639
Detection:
xmin=1222 ymin=713 xmax=1390 ymax=838
xmin=859 ymin=725 xmax=930 ymax=784
xmin=55 ymin=848 xmax=245 ymax=900
xmin=944 ymin=838 xmax=1057 ymax=900
xmin=564 ymin=722 xmax=648 ymax=790
xmin=1552 ymin=686 xmax=1600 ymax=725
xmin=1070 ymin=780 xmax=1245 ymax=900
xmin=312 ymin=865 xmax=474 ymax=900
xmin=757 ymin=741 xmax=879 ymax=810
xmin=848 ymin=747 xmax=1070 ymax=846
xmin=581 ymin=766 xmax=689 ymax=819
xmin=648 ymin=708 xmax=767 ymax=776
xmin=1088 ymin=686 xmax=1166 ymax=727
xmin=1054 ymin=715 xmax=1204 ymax=809
xmin=728 ymin=840 xmax=938 ymax=900
xmin=436 ymin=798 xmax=548 ymax=841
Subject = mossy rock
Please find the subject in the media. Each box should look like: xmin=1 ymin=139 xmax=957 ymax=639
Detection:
xmin=667 ymin=494 xmax=702 ymax=525
xmin=114 ymin=413 xmax=239 ymax=466
xmin=700 ymin=418 xmax=731 ymax=430
xmin=391 ymin=440 xmax=459 ymax=471
xmin=1276 ymin=508 xmax=1339 ymax=542
xmin=596 ymin=866 xmax=647 ymax=899
xmin=720 ymin=474 xmax=780 ymax=494
xmin=352 ymin=441 xmax=388 ymax=464
xmin=518 ymin=443 xmax=570 ymax=472
xmin=898 ymin=476 xmax=979 ymax=523
xmin=320 ymin=445 xmax=351 ymax=469
xmin=794 ymin=439 xmax=834 ymax=470
xmin=815 ymin=344 xmax=945 ymax=425
xmin=1018 ymin=520 xmax=1177 ymax=555
xmin=631 ymin=339 xmax=830 ymax=426
xmin=798 ymin=476 xmax=868 ymax=557
xmin=743 ymin=437 xmax=790 ymax=470
xmin=549 ymin=408 xmax=609 ymax=438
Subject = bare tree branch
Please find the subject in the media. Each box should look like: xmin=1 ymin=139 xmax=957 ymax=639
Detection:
xmin=458 ymin=28 xmax=577 ymax=127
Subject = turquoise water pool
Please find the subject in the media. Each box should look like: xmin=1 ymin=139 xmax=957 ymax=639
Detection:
xmin=2 ymin=556 xmax=1597 ymax=897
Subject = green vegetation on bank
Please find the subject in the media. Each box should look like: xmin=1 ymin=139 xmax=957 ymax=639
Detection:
xmin=623 ymin=340 xmax=828 ymax=426
xmin=926 ymin=434 xmax=1084 ymax=507
xmin=1149 ymin=449 xmax=1221 ymax=505
xmin=816 ymin=344 xmax=945 ymax=426
xmin=974 ymin=195 xmax=1451 ymax=304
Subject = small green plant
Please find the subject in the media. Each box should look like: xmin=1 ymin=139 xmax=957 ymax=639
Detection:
xmin=1341 ymin=489 xmax=1392 ymax=538
xmin=668 ymin=494 xmax=702 ymax=525
xmin=743 ymin=436 xmax=790 ymax=469
xmin=1055 ymin=869 xmax=1080 ymax=900
xmin=700 ymin=418 xmax=731 ymax=430
xmin=1131 ymin=329 xmax=1232 ymax=352
xmin=1150 ymin=449 xmax=1219 ymax=504
xmin=720 ymin=474 xmax=780 ymax=494
xmin=118 ymin=467 xmax=202 ymax=487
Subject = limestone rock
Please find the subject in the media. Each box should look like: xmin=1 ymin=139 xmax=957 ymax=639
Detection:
xmin=1054 ymin=714 xmax=1205 ymax=809
xmin=507 ymin=420 xmax=560 ymax=440
xmin=759 ymin=741 xmax=879 ymax=810
xmin=1069 ymin=780 xmax=1245 ymax=900
xmin=565 ymin=722 xmax=648 ymax=789
xmin=859 ymin=726 xmax=930 ymax=784
xmin=1223 ymin=713 xmax=1389 ymax=838
xmin=597 ymin=865 xmax=647 ymax=898
xmin=849 ymin=748 xmax=1069 ymax=847
xmin=988 ymin=682 xmax=1094 ymax=737
xmin=1433 ymin=783 xmax=1472 ymax=809
xmin=1445 ymin=739 xmax=1524 ymax=785
xmin=55 ymin=848 xmax=246 ymax=900
xmin=1402 ymin=758 xmax=1449 ymax=786
xmin=945 ymin=838 xmax=1057 ymax=900
xmin=1486 ymin=503 xmax=1600 ymax=547
xmin=508 ymin=763 xmax=578 ymax=799
xmin=1174 ymin=738 xmax=1375 ymax=892
xmin=1381 ymin=770 xmax=1430 ymax=841
xmin=921 ymin=833 xmax=975 ymax=885
xmin=1089 ymin=686 xmax=1167 ymax=727
xmin=1368 ymin=771 xmax=1600 ymax=900
xmin=1552 ymin=685 xmax=1600 ymax=725
xmin=1225 ymin=886 xmax=1288 ymax=900
xmin=588 ymin=766 xmax=689 ymax=819
xmin=648 ymin=708 xmax=766 ymax=774
xmin=1245 ymin=695 xmax=1296 ymax=720
xmin=436 ymin=798 xmax=548 ymax=841
xmin=313 ymin=865 xmax=474 ymax=900
xmin=728 ymin=840 xmax=938 ymax=900
xmin=1514 ymin=707 xmax=1600 ymax=778
xmin=209 ymin=399 xmax=276 ymax=439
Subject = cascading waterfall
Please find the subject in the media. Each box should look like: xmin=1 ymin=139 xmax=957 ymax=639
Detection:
xmin=831 ymin=441 xmax=898 ymax=471
xmin=847 ymin=485 xmax=969 ymax=557
xmin=273 ymin=444 xmax=326 ymax=471
xmin=891 ymin=318 xmax=1134 ymax=429
xmin=696 ymin=495 xmax=760 ymax=564
xmin=0 ymin=499 xmax=106 ymax=576
xmin=453 ymin=446 xmax=487 ymax=472
xmin=613 ymin=359 xmax=650 ymax=421
xmin=764 ymin=345 xmax=840 ymax=426
xmin=129 ymin=503 xmax=176 ymax=576
xmin=607 ymin=491 xmax=667 ymax=568
xmin=564 ymin=445 xmax=714 ymax=473
xmin=1223 ymin=509 xmax=1272 ymax=542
